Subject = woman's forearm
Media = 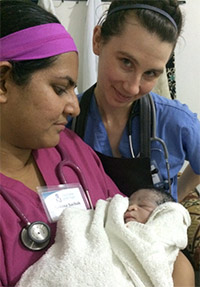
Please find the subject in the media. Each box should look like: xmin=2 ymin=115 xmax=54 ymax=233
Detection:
xmin=173 ymin=252 xmax=195 ymax=287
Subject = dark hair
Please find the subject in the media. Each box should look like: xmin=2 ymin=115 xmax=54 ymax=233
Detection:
xmin=147 ymin=187 xmax=175 ymax=205
xmin=99 ymin=0 xmax=183 ymax=45
xmin=0 ymin=0 xmax=60 ymax=85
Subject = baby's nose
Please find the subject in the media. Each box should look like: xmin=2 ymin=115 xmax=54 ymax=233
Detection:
xmin=127 ymin=204 xmax=138 ymax=211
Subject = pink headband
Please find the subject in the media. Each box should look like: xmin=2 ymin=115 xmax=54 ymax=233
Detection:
xmin=0 ymin=23 xmax=78 ymax=61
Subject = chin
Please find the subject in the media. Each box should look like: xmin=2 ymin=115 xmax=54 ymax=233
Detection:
xmin=36 ymin=135 xmax=60 ymax=149
xmin=46 ymin=139 xmax=60 ymax=148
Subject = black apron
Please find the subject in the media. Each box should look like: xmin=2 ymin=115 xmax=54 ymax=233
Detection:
xmin=73 ymin=84 xmax=154 ymax=197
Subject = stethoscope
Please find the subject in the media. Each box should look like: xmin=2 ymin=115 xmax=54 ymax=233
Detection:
xmin=55 ymin=145 xmax=93 ymax=210
xmin=0 ymin=185 xmax=51 ymax=251
xmin=0 ymin=146 xmax=93 ymax=251
xmin=128 ymin=95 xmax=172 ymax=194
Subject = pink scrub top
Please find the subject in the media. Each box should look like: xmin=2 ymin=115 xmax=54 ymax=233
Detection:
xmin=0 ymin=129 xmax=121 ymax=286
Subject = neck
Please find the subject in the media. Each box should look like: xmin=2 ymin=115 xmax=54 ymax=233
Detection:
xmin=0 ymin=140 xmax=45 ymax=192
xmin=0 ymin=141 xmax=32 ymax=175
xmin=94 ymin=86 xmax=133 ymax=157
xmin=94 ymin=86 xmax=132 ymax=125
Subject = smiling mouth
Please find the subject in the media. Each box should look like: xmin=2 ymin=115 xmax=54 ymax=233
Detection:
xmin=114 ymin=88 xmax=132 ymax=103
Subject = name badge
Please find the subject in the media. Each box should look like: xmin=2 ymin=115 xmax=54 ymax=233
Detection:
xmin=37 ymin=184 xmax=89 ymax=222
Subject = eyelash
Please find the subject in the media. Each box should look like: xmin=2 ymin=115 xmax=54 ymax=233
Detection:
xmin=120 ymin=58 xmax=160 ymax=80
xmin=145 ymin=71 xmax=157 ymax=77
xmin=121 ymin=58 xmax=133 ymax=69
xmin=54 ymin=86 xmax=68 ymax=96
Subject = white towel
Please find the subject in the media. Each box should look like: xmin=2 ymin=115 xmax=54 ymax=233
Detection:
xmin=17 ymin=195 xmax=190 ymax=287
xmin=105 ymin=196 xmax=191 ymax=287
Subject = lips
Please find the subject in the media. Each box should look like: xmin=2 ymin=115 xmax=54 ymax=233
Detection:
xmin=55 ymin=119 xmax=68 ymax=126
xmin=54 ymin=122 xmax=67 ymax=131
xmin=56 ymin=122 xmax=67 ymax=126
xmin=124 ymin=216 xmax=136 ymax=223
xmin=113 ymin=88 xmax=133 ymax=103
xmin=124 ymin=212 xmax=136 ymax=223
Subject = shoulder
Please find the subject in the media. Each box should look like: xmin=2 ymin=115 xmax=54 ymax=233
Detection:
xmin=151 ymin=92 xmax=196 ymax=116
xmin=150 ymin=92 xmax=200 ymax=127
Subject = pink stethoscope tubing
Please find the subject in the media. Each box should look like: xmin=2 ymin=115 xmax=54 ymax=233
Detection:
xmin=56 ymin=145 xmax=93 ymax=209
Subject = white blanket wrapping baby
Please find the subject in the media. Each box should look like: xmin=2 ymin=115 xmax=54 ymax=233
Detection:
xmin=17 ymin=194 xmax=190 ymax=287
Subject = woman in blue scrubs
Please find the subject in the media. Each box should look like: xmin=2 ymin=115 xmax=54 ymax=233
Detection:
xmin=70 ymin=0 xmax=200 ymax=202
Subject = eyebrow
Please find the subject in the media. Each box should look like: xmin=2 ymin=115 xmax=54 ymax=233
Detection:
xmin=56 ymin=76 xmax=77 ymax=88
xmin=118 ymin=51 xmax=164 ymax=74
xmin=119 ymin=51 xmax=139 ymax=65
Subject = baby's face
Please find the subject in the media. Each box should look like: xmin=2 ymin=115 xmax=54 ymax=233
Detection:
xmin=124 ymin=189 xmax=158 ymax=224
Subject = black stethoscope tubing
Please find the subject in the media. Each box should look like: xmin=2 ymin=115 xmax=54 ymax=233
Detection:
xmin=128 ymin=96 xmax=172 ymax=194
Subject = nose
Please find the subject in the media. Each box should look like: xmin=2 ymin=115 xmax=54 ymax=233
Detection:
xmin=123 ymin=74 xmax=141 ymax=96
xmin=63 ymin=89 xmax=80 ymax=117
xmin=127 ymin=204 xmax=138 ymax=211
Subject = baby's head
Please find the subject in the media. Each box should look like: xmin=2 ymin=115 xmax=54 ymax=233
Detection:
xmin=124 ymin=188 xmax=175 ymax=224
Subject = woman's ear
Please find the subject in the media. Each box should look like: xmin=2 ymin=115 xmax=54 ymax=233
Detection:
xmin=92 ymin=26 xmax=102 ymax=56
xmin=0 ymin=61 xmax=12 ymax=103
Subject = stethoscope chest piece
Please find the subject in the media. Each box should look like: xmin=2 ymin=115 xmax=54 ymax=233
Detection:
xmin=21 ymin=221 xmax=51 ymax=251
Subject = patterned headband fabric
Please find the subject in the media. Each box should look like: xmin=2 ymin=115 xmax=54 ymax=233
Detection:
xmin=107 ymin=4 xmax=178 ymax=31
xmin=0 ymin=23 xmax=78 ymax=61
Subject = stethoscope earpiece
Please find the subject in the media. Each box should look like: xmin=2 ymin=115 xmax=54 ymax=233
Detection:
xmin=21 ymin=221 xmax=51 ymax=251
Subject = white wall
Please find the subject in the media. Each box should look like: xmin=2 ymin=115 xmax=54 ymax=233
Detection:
xmin=175 ymin=1 xmax=200 ymax=118
xmin=53 ymin=0 xmax=200 ymax=118
xmin=53 ymin=1 xmax=87 ymax=89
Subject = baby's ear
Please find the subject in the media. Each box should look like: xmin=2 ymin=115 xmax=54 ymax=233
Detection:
xmin=0 ymin=61 xmax=12 ymax=103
